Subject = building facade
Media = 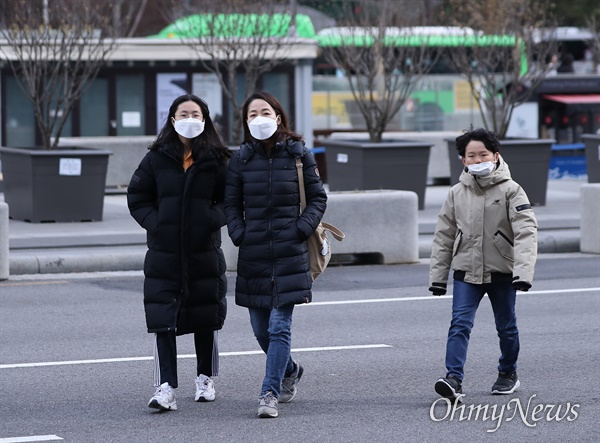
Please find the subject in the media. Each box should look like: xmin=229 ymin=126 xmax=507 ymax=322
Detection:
xmin=0 ymin=36 xmax=318 ymax=148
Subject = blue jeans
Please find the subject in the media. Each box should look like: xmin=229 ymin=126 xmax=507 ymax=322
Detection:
xmin=249 ymin=305 xmax=295 ymax=397
xmin=445 ymin=280 xmax=519 ymax=381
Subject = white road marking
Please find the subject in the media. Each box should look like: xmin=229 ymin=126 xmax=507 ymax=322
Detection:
xmin=0 ymin=344 xmax=392 ymax=370
xmin=1 ymin=287 xmax=596 ymax=370
xmin=0 ymin=436 xmax=63 ymax=442
xmin=525 ymin=288 xmax=600 ymax=295
xmin=304 ymin=287 xmax=600 ymax=306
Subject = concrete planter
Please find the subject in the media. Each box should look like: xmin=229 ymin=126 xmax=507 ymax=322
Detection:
xmin=320 ymin=139 xmax=432 ymax=210
xmin=0 ymin=146 xmax=111 ymax=222
xmin=446 ymin=138 xmax=555 ymax=206
xmin=582 ymin=134 xmax=600 ymax=183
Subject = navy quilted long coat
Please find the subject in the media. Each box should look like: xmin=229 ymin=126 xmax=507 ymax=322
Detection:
xmin=224 ymin=139 xmax=327 ymax=309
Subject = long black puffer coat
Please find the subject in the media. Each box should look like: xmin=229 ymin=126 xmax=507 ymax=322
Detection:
xmin=127 ymin=145 xmax=228 ymax=335
xmin=225 ymin=139 xmax=327 ymax=309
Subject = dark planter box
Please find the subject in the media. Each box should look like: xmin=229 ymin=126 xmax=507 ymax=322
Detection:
xmin=0 ymin=146 xmax=112 ymax=223
xmin=582 ymin=134 xmax=600 ymax=183
xmin=446 ymin=138 xmax=555 ymax=206
xmin=321 ymin=139 xmax=432 ymax=210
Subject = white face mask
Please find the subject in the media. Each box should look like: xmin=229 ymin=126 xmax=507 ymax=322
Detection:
xmin=174 ymin=118 xmax=205 ymax=139
xmin=248 ymin=116 xmax=278 ymax=140
xmin=467 ymin=161 xmax=496 ymax=176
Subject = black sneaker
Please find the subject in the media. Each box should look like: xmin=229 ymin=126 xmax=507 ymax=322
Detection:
xmin=435 ymin=375 xmax=463 ymax=402
xmin=491 ymin=371 xmax=520 ymax=394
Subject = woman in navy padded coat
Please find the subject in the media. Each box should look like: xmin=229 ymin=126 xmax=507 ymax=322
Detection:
xmin=225 ymin=92 xmax=327 ymax=418
xmin=128 ymin=94 xmax=230 ymax=411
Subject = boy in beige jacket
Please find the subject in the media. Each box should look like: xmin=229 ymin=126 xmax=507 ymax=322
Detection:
xmin=429 ymin=128 xmax=538 ymax=402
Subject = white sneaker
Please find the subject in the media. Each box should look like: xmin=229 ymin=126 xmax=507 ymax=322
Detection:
xmin=148 ymin=382 xmax=177 ymax=411
xmin=195 ymin=374 xmax=216 ymax=402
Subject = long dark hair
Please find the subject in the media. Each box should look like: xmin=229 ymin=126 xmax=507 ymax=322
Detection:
xmin=241 ymin=91 xmax=303 ymax=144
xmin=151 ymin=94 xmax=230 ymax=161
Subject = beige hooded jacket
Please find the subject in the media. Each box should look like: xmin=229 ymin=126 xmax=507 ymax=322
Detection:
xmin=429 ymin=158 xmax=538 ymax=286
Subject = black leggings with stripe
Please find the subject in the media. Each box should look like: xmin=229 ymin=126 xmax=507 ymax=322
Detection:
xmin=153 ymin=330 xmax=219 ymax=389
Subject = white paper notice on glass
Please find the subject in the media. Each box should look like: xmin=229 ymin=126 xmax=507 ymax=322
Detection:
xmin=506 ymin=102 xmax=538 ymax=139
xmin=156 ymin=73 xmax=187 ymax=132
xmin=337 ymin=153 xmax=349 ymax=163
xmin=59 ymin=158 xmax=82 ymax=176
xmin=122 ymin=111 xmax=141 ymax=128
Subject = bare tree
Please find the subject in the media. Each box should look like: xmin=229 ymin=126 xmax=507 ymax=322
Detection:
xmin=444 ymin=0 xmax=558 ymax=139
xmin=164 ymin=0 xmax=305 ymax=143
xmin=317 ymin=0 xmax=439 ymax=143
xmin=586 ymin=12 xmax=600 ymax=73
xmin=112 ymin=0 xmax=150 ymax=37
xmin=0 ymin=0 xmax=132 ymax=149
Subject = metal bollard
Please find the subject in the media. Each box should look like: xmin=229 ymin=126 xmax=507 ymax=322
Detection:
xmin=0 ymin=202 xmax=9 ymax=280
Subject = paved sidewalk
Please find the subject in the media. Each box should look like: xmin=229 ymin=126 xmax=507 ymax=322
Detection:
xmin=2 ymin=179 xmax=585 ymax=275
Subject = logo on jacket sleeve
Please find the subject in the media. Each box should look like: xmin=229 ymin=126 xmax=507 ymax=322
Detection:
xmin=515 ymin=204 xmax=532 ymax=212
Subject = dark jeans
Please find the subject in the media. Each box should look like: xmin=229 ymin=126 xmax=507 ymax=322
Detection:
xmin=445 ymin=279 xmax=519 ymax=381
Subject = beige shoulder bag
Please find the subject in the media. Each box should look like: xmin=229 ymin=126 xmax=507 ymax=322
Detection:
xmin=296 ymin=157 xmax=345 ymax=281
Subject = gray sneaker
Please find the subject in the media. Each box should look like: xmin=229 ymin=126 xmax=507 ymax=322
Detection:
xmin=279 ymin=361 xmax=304 ymax=403
xmin=258 ymin=391 xmax=278 ymax=418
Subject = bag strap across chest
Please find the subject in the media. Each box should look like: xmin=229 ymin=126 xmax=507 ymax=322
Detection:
xmin=295 ymin=157 xmax=345 ymax=241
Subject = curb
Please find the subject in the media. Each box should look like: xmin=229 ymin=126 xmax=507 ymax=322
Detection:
xmin=8 ymin=246 xmax=146 ymax=276
xmin=6 ymin=231 xmax=583 ymax=277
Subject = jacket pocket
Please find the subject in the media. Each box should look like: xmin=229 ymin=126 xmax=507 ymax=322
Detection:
xmin=493 ymin=230 xmax=514 ymax=261
xmin=147 ymin=226 xmax=159 ymax=249
xmin=452 ymin=230 xmax=463 ymax=258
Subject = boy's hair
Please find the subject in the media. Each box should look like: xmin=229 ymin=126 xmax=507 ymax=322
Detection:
xmin=455 ymin=127 xmax=501 ymax=157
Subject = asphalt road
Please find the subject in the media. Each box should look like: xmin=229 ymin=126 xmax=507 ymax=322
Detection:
xmin=1 ymin=254 xmax=599 ymax=443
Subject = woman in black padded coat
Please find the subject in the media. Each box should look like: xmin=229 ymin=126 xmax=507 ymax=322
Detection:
xmin=225 ymin=91 xmax=327 ymax=418
xmin=128 ymin=94 xmax=230 ymax=412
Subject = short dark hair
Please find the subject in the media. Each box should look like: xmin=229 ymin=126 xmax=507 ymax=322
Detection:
xmin=455 ymin=127 xmax=501 ymax=157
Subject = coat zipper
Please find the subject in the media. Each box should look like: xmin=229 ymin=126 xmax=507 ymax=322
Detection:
xmin=268 ymin=156 xmax=278 ymax=307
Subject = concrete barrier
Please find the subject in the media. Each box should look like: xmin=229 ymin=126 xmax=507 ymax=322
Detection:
xmin=580 ymin=184 xmax=600 ymax=254
xmin=59 ymin=136 xmax=154 ymax=189
xmin=222 ymin=190 xmax=419 ymax=271
xmin=0 ymin=202 xmax=8 ymax=280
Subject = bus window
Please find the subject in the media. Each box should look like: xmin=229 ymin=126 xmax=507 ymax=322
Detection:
xmin=535 ymin=27 xmax=596 ymax=74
